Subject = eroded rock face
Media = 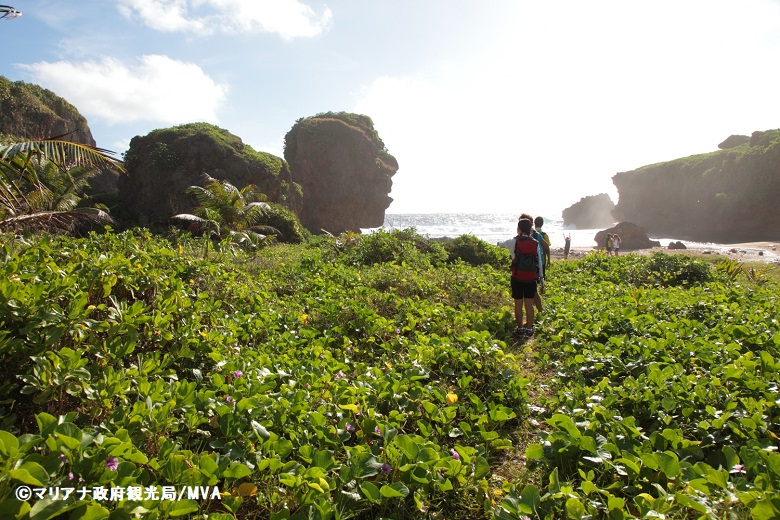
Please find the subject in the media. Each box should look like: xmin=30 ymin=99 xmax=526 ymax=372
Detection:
xmin=613 ymin=129 xmax=780 ymax=242
xmin=284 ymin=113 xmax=397 ymax=234
xmin=594 ymin=222 xmax=661 ymax=250
xmin=117 ymin=123 xmax=301 ymax=227
xmin=0 ymin=76 xmax=96 ymax=145
xmin=718 ymin=135 xmax=749 ymax=150
xmin=562 ymin=193 xmax=615 ymax=229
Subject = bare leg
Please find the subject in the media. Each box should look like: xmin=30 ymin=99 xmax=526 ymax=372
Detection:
xmin=534 ymin=292 xmax=542 ymax=313
xmin=514 ymin=298 xmax=524 ymax=327
xmin=525 ymin=298 xmax=535 ymax=328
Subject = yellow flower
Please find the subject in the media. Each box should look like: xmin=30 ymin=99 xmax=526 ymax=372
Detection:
xmin=299 ymin=313 xmax=309 ymax=324
xmin=446 ymin=392 xmax=458 ymax=405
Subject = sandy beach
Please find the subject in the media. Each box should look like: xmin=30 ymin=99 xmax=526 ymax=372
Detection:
xmin=552 ymin=241 xmax=780 ymax=265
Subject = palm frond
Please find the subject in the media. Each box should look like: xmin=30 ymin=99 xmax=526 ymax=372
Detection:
xmin=0 ymin=139 xmax=125 ymax=175
xmin=186 ymin=185 xmax=217 ymax=206
xmin=171 ymin=213 xmax=206 ymax=224
xmin=249 ymin=224 xmax=282 ymax=237
xmin=171 ymin=213 xmax=221 ymax=236
xmin=0 ymin=208 xmax=114 ymax=236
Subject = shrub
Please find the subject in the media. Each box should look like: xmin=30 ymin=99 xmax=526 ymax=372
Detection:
xmin=444 ymin=234 xmax=510 ymax=269
xmin=337 ymin=228 xmax=448 ymax=267
xmin=260 ymin=203 xmax=306 ymax=244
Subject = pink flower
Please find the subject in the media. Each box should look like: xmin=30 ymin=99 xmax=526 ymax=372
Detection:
xmin=225 ymin=395 xmax=236 ymax=404
xmin=105 ymin=456 xmax=119 ymax=471
xmin=233 ymin=370 xmax=243 ymax=379
xmin=451 ymin=449 xmax=460 ymax=460
xmin=68 ymin=472 xmax=74 ymax=481
xmin=380 ymin=463 xmax=392 ymax=474
xmin=345 ymin=422 xmax=355 ymax=432
xmin=375 ymin=426 xmax=382 ymax=435
xmin=335 ymin=370 xmax=345 ymax=379
xmin=730 ymin=464 xmax=745 ymax=474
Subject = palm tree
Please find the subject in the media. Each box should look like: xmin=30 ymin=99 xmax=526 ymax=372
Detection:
xmin=171 ymin=174 xmax=280 ymax=254
xmin=0 ymin=137 xmax=125 ymax=235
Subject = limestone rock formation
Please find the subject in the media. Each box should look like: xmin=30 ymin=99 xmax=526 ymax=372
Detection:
xmin=284 ymin=112 xmax=397 ymax=234
xmin=613 ymin=129 xmax=780 ymax=242
xmin=117 ymin=123 xmax=302 ymax=227
xmin=718 ymin=135 xmax=749 ymax=150
xmin=0 ymin=76 xmax=96 ymax=145
xmin=594 ymin=222 xmax=660 ymax=250
xmin=562 ymin=193 xmax=615 ymax=229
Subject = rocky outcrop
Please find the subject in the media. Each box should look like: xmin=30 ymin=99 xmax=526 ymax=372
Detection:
xmin=0 ymin=76 xmax=96 ymax=145
xmin=613 ymin=130 xmax=780 ymax=242
xmin=284 ymin=112 xmax=397 ymax=234
xmin=594 ymin=222 xmax=660 ymax=250
xmin=117 ymin=123 xmax=302 ymax=227
xmin=562 ymin=193 xmax=615 ymax=229
xmin=718 ymin=135 xmax=749 ymax=150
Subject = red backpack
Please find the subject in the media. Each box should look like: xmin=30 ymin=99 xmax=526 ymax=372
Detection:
xmin=511 ymin=235 xmax=539 ymax=281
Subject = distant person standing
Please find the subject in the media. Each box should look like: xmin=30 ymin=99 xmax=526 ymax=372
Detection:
xmin=613 ymin=234 xmax=621 ymax=256
xmin=563 ymin=233 xmax=571 ymax=259
xmin=606 ymin=233 xmax=614 ymax=255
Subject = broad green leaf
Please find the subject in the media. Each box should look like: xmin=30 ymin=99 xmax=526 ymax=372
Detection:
xmin=69 ymin=503 xmax=110 ymax=520
xmin=360 ymin=482 xmax=380 ymax=503
xmin=518 ymin=485 xmax=541 ymax=514
xmin=474 ymin=456 xmax=490 ymax=480
xmin=53 ymin=423 xmax=82 ymax=451
xmin=35 ymin=414 xmax=58 ymax=437
xmin=0 ymin=430 xmax=19 ymax=458
xmin=656 ymin=451 xmax=680 ymax=479
xmin=380 ymin=482 xmax=409 ymax=498
xmin=9 ymin=461 xmax=48 ymax=486
xmin=166 ymin=500 xmax=200 ymax=517
xmin=394 ymin=435 xmax=420 ymax=460
xmin=566 ymin=497 xmax=586 ymax=518
xmin=525 ymin=443 xmax=544 ymax=460
xmin=0 ymin=496 xmax=31 ymax=519
xmin=313 ymin=450 xmax=336 ymax=470
xmin=222 ymin=463 xmax=251 ymax=479
xmin=29 ymin=498 xmax=80 ymax=520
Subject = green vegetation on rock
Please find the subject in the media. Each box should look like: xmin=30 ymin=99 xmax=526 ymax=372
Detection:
xmin=613 ymin=129 xmax=780 ymax=241
xmin=0 ymin=76 xmax=95 ymax=144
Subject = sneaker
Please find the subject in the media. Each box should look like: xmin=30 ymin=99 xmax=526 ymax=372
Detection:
xmin=524 ymin=326 xmax=534 ymax=337
xmin=513 ymin=326 xmax=525 ymax=337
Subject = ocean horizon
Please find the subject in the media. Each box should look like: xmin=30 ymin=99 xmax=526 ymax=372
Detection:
xmin=366 ymin=212 xmax=721 ymax=250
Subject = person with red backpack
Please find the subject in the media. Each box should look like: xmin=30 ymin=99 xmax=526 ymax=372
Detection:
xmin=510 ymin=217 xmax=541 ymax=337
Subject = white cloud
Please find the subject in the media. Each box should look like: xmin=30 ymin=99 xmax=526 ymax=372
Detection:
xmin=117 ymin=0 xmax=332 ymax=39
xmin=20 ymin=55 xmax=228 ymax=125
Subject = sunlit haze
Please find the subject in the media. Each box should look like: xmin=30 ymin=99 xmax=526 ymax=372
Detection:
xmin=2 ymin=0 xmax=779 ymax=217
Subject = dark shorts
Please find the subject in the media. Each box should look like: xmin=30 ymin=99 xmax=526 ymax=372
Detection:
xmin=511 ymin=277 xmax=537 ymax=299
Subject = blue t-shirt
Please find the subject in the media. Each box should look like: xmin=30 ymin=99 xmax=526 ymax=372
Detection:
xmin=532 ymin=230 xmax=546 ymax=273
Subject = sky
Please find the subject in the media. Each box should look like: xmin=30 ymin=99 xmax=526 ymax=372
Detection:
xmin=2 ymin=1 xmax=780 ymax=218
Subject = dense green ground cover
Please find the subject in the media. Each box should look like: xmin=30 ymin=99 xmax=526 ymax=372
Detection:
xmin=0 ymin=230 xmax=778 ymax=519
xmin=515 ymin=254 xmax=780 ymax=520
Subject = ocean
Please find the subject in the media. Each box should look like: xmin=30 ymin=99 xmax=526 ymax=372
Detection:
xmin=367 ymin=213 xmax=612 ymax=249
xmin=365 ymin=213 xmax=718 ymax=250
